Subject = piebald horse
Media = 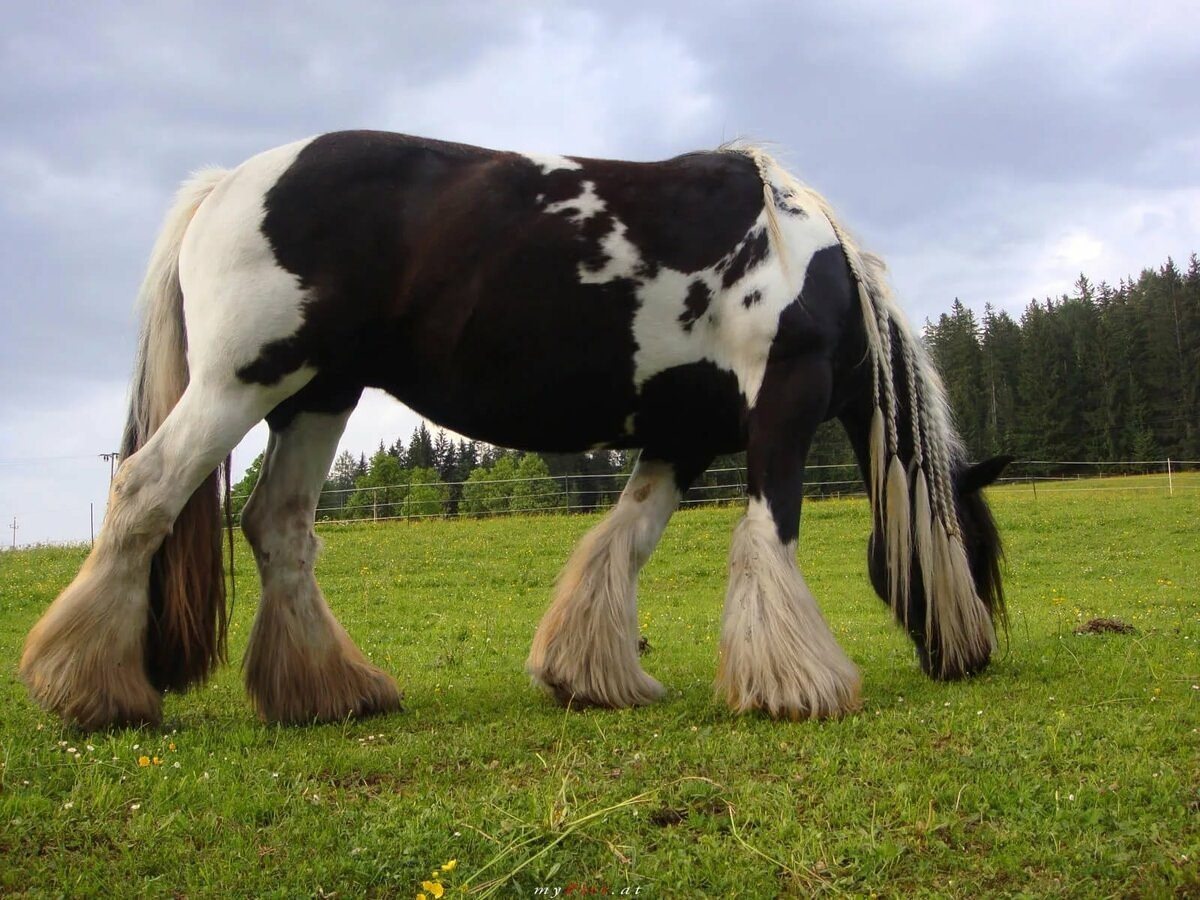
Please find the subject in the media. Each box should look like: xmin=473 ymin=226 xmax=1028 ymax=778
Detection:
xmin=21 ymin=131 xmax=1008 ymax=730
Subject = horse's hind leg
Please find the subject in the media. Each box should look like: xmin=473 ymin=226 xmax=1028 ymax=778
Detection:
xmin=20 ymin=377 xmax=294 ymax=729
xmin=527 ymin=455 xmax=704 ymax=708
xmin=717 ymin=359 xmax=861 ymax=719
xmin=241 ymin=404 xmax=402 ymax=723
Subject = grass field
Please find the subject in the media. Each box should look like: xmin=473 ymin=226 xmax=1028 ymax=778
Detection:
xmin=1 ymin=475 xmax=1197 ymax=897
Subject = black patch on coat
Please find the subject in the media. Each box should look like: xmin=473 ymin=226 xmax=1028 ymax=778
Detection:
xmin=720 ymin=229 xmax=770 ymax=289
xmin=770 ymin=184 xmax=807 ymax=217
xmin=768 ymin=245 xmax=855 ymax=362
xmin=581 ymin=151 xmax=764 ymax=275
xmin=265 ymin=376 xmax=364 ymax=432
xmin=629 ymin=361 xmax=747 ymax=461
xmin=742 ymin=289 xmax=762 ymax=309
xmin=537 ymin=169 xmax=587 ymax=206
xmin=578 ymin=211 xmax=617 ymax=275
xmin=678 ymin=281 xmax=712 ymax=332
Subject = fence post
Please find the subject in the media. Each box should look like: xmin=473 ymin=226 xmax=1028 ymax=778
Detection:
xmin=1167 ymin=458 xmax=1174 ymax=496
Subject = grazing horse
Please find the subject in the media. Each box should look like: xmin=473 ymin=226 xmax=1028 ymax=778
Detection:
xmin=21 ymin=131 xmax=1009 ymax=730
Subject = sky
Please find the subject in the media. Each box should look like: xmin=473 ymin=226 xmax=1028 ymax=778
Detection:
xmin=2 ymin=1 xmax=1198 ymax=546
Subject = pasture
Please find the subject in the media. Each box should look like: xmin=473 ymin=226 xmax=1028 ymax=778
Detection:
xmin=1 ymin=475 xmax=1197 ymax=896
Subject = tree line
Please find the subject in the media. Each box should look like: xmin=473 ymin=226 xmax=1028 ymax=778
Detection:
xmin=922 ymin=255 xmax=1199 ymax=468
xmin=231 ymin=253 xmax=1199 ymax=518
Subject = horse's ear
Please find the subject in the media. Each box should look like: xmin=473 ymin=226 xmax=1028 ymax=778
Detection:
xmin=958 ymin=455 xmax=1014 ymax=494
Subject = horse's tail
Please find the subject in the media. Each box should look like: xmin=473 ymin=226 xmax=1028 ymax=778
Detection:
xmin=121 ymin=167 xmax=232 ymax=693
xmin=797 ymin=190 xmax=1000 ymax=677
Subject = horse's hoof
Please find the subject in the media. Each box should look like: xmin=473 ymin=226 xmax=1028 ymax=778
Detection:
xmin=21 ymin=650 xmax=162 ymax=731
xmin=247 ymin=652 xmax=403 ymax=724
xmin=527 ymin=661 xmax=665 ymax=709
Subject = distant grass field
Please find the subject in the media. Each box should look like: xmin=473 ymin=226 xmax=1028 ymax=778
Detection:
xmin=1 ymin=475 xmax=1197 ymax=897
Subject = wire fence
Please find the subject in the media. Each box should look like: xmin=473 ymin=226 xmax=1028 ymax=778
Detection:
xmin=282 ymin=458 xmax=1200 ymax=527
xmin=3 ymin=457 xmax=1197 ymax=550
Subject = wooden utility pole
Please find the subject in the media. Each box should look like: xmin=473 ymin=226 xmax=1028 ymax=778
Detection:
xmin=8 ymin=516 xmax=16 ymax=550
xmin=100 ymin=451 xmax=120 ymax=483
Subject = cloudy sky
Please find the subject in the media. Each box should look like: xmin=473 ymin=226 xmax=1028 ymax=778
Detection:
xmin=2 ymin=1 xmax=1198 ymax=545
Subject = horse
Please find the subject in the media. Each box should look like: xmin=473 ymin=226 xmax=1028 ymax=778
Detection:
xmin=20 ymin=131 xmax=1009 ymax=731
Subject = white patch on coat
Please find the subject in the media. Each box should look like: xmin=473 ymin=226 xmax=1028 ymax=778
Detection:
xmin=178 ymin=138 xmax=318 ymax=383
xmin=574 ymin=174 xmax=840 ymax=407
xmin=577 ymin=218 xmax=641 ymax=284
xmin=522 ymin=151 xmax=582 ymax=174
xmin=544 ymin=180 xmax=605 ymax=222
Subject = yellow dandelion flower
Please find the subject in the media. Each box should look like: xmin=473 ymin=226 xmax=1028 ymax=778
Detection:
xmin=138 ymin=756 xmax=150 ymax=767
xmin=168 ymin=742 xmax=176 ymax=751
xmin=152 ymin=756 xmax=163 ymax=766
xmin=441 ymin=859 xmax=457 ymax=872
xmin=417 ymin=895 xmax=427 ymax=900
xmin=421 ymin=881 xmax=444 ymax=899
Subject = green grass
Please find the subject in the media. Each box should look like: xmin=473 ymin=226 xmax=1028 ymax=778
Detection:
xmin=1 ymin=475 xmax=1198 ymax=897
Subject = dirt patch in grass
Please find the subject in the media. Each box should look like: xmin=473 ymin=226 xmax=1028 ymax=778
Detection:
xmin=1074 ymin=617 xmax=1136 ymax=635
xmin=321 ymin=771 xmax=409 ymax=796
xmin=649 ymin=806 xmax=687 ymax=827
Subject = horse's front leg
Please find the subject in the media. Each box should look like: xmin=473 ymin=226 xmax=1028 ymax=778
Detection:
xmin=716 ymin=357 xmax=862 ymax=719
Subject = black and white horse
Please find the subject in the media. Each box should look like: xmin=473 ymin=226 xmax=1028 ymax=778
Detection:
xmin=21 ymin=131 xmax=1008 ymax=730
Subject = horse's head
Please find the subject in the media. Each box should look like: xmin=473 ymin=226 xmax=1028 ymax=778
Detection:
xmin=868 ymin=454 xmax=1012 ymax=678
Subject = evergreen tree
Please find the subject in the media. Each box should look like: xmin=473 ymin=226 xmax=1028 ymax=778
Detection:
xmin=1181 ymin=256 xmax=1200 ymax=456
xmin=405 ymin=422 xmax=435 ymax=469
xmin=432 ymin=430 xmax=455 ymax=480
xmin=1094 ymin=281 xmax=1149 ymax=459
xmin=1057 ymin=284 xmax=1105 ymax=459
xmin=925 ymin=299 xmax=986 ymax=458
xmin=980 ymin=304 xmax=1021 ymax=456
xmin=1016 ymin=300 xmax=1075 ymax=461
xmin=456 ymin=440 xmax=479 ymax=479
